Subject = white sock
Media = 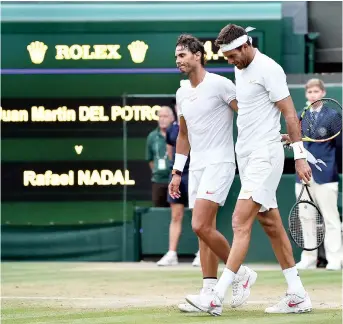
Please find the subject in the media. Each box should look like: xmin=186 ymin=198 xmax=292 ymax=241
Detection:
xmin=167 ymin=251 xmax=177 ymax=257
xmin=236 ymin=265 xmax=246 ymax=277
xmin=214 ymin=268 xmax=235 ymax=300
xmin=283 ymin=266 xmax=306 ymax=296
xmin=203 ymin=278 xmax=217 ymax=290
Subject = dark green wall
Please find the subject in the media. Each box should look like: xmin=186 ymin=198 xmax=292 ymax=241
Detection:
xmin=1 ymin=201 xmax=152 ymax=226
xmin=2 ymin=223 xmax=135 ymax=261
xmin=282 ymin=18 xmax=306 ymax=73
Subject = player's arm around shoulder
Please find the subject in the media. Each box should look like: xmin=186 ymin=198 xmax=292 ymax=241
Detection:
xmin=217 ymin=75 xmax=237 ymax=112
xmin=229 ymin=99 xmax=238 ymax=112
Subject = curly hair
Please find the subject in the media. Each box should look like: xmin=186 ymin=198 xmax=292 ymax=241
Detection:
xmin=176 ymin=34 xmax=205 ymax=66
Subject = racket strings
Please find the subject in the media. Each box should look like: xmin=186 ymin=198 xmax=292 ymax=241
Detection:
xmin=301 ymin=99 xmax=342 ymax=141
xmin=290 ymin=201 xmax=325 ymax=250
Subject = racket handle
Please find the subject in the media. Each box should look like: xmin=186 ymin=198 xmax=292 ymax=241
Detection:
xmin=301 ymin=180 xmax=311 ymax=186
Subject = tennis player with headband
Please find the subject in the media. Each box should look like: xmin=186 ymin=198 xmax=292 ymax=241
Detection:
xmin=185 ymin=24 xmax=313 ymax=315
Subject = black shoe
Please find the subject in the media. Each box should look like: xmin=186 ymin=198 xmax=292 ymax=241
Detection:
xmin=317 ymin=258 xmax=328 ymax=268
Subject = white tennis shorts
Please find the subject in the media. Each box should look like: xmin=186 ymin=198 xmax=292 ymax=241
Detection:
xmin=188 ymin=162 xmax=236 ymax=209
xmin=237 ymin=141 xmax=284 ymax=212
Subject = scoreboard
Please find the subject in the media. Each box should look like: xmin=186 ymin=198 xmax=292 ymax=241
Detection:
xmin=1 ymin=97 xmax=175 ymax=203
xmin=1 ymin=98 xmax=168 ymax=137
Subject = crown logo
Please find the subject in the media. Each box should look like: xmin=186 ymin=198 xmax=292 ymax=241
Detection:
xmin=27 ymin=41 xmax=48 ymax=64
xmin=128 ymin=41 xmax=148 ymax=64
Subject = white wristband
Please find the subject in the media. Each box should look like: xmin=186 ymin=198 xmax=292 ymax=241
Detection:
xmin=173 ymin=153 xmax=188 ymax=172
xmin=290 ymin=141 xmax=307 ymax=160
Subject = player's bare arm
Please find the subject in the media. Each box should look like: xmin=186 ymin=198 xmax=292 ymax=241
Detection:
xmin=281 ymin=133 xmax=291 ymax=143
xmin=276 ymin=96 xmax=312 ymax=184
xmin=276 ymin=96 xmax=302 ymax=141
xmin=169 ymin=116 xmax=190 ymax=199
xmin=175 ymin=116 xmax=190 ymax=156
xmin=229 ymin=99 xmax=238 ymax=112
xmin=167 ymin=144 xmax=173 ymax=161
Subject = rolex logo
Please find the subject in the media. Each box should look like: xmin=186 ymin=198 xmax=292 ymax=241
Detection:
xmin=27 ymin=41 xmax=48 ymax=64
xmin=128 ymin=40 xmax=148 ymax=64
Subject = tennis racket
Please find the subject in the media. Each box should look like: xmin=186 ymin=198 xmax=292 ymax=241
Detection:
xmin=288 ymin=184 xmax=325 ymax=251
xmin=299 ymin=98 xmax=342 ymax=143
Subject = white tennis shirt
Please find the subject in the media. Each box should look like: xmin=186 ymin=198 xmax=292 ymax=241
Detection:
xmin=176 ymin=72 xmax=236 ymax=170
xmin=235 ymin=49 xmax=290 ymax=157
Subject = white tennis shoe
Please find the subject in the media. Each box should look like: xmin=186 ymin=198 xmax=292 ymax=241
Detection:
xmin=231 ymin=266 xmax=258 ymax=308
xmin=265 ymin=292 xmax=312 ymax=313
xmin=191 ymin=251 xmax=201 ymax=267
xmin=185 ymin=288 xmax=223 ymax=316
xmin=156 ymin=252 xmax=178 ymax=266
xmin=178 ymin=303 xmax=202 ymax=313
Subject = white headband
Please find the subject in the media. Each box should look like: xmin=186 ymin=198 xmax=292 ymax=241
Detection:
xmin=220 ymin=26 xmax=256 ymax=52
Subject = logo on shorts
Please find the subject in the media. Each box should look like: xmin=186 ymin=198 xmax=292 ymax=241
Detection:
xmin=206 ymin=191 xmax=215 ymax=195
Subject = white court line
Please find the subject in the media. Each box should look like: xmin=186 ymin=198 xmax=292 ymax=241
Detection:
xmin=1 ymin=297 xmax=115 ymax=300
xmin=0 ymin=296 xmax=273 ymax=304
xmin=2 ymin=297 xmax=341 ymax=308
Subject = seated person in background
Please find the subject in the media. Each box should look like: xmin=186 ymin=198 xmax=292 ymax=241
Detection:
xmin=157 ymin=104 xmax=200 ymax=267
xmin=295 ymin=79 xmax=342 ymax=271
xmin=146 ymin=106 xmax=174 ymax=207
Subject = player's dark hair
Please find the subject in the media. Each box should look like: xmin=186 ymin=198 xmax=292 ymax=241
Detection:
xmin=176 ymin=34 xmax=205 ymax=66
xmin=215 ymin=24 xmax=251 ymax=50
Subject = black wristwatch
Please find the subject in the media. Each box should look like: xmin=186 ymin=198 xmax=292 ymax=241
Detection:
xmin=172 ymin=169 xmax=182 ymax=176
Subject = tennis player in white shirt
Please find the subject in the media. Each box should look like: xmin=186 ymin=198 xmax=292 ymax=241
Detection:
xmin=185 ymin=24 xmax=313 ymax=315
xmin=169 ymin=34 xmax=257 ymax=316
